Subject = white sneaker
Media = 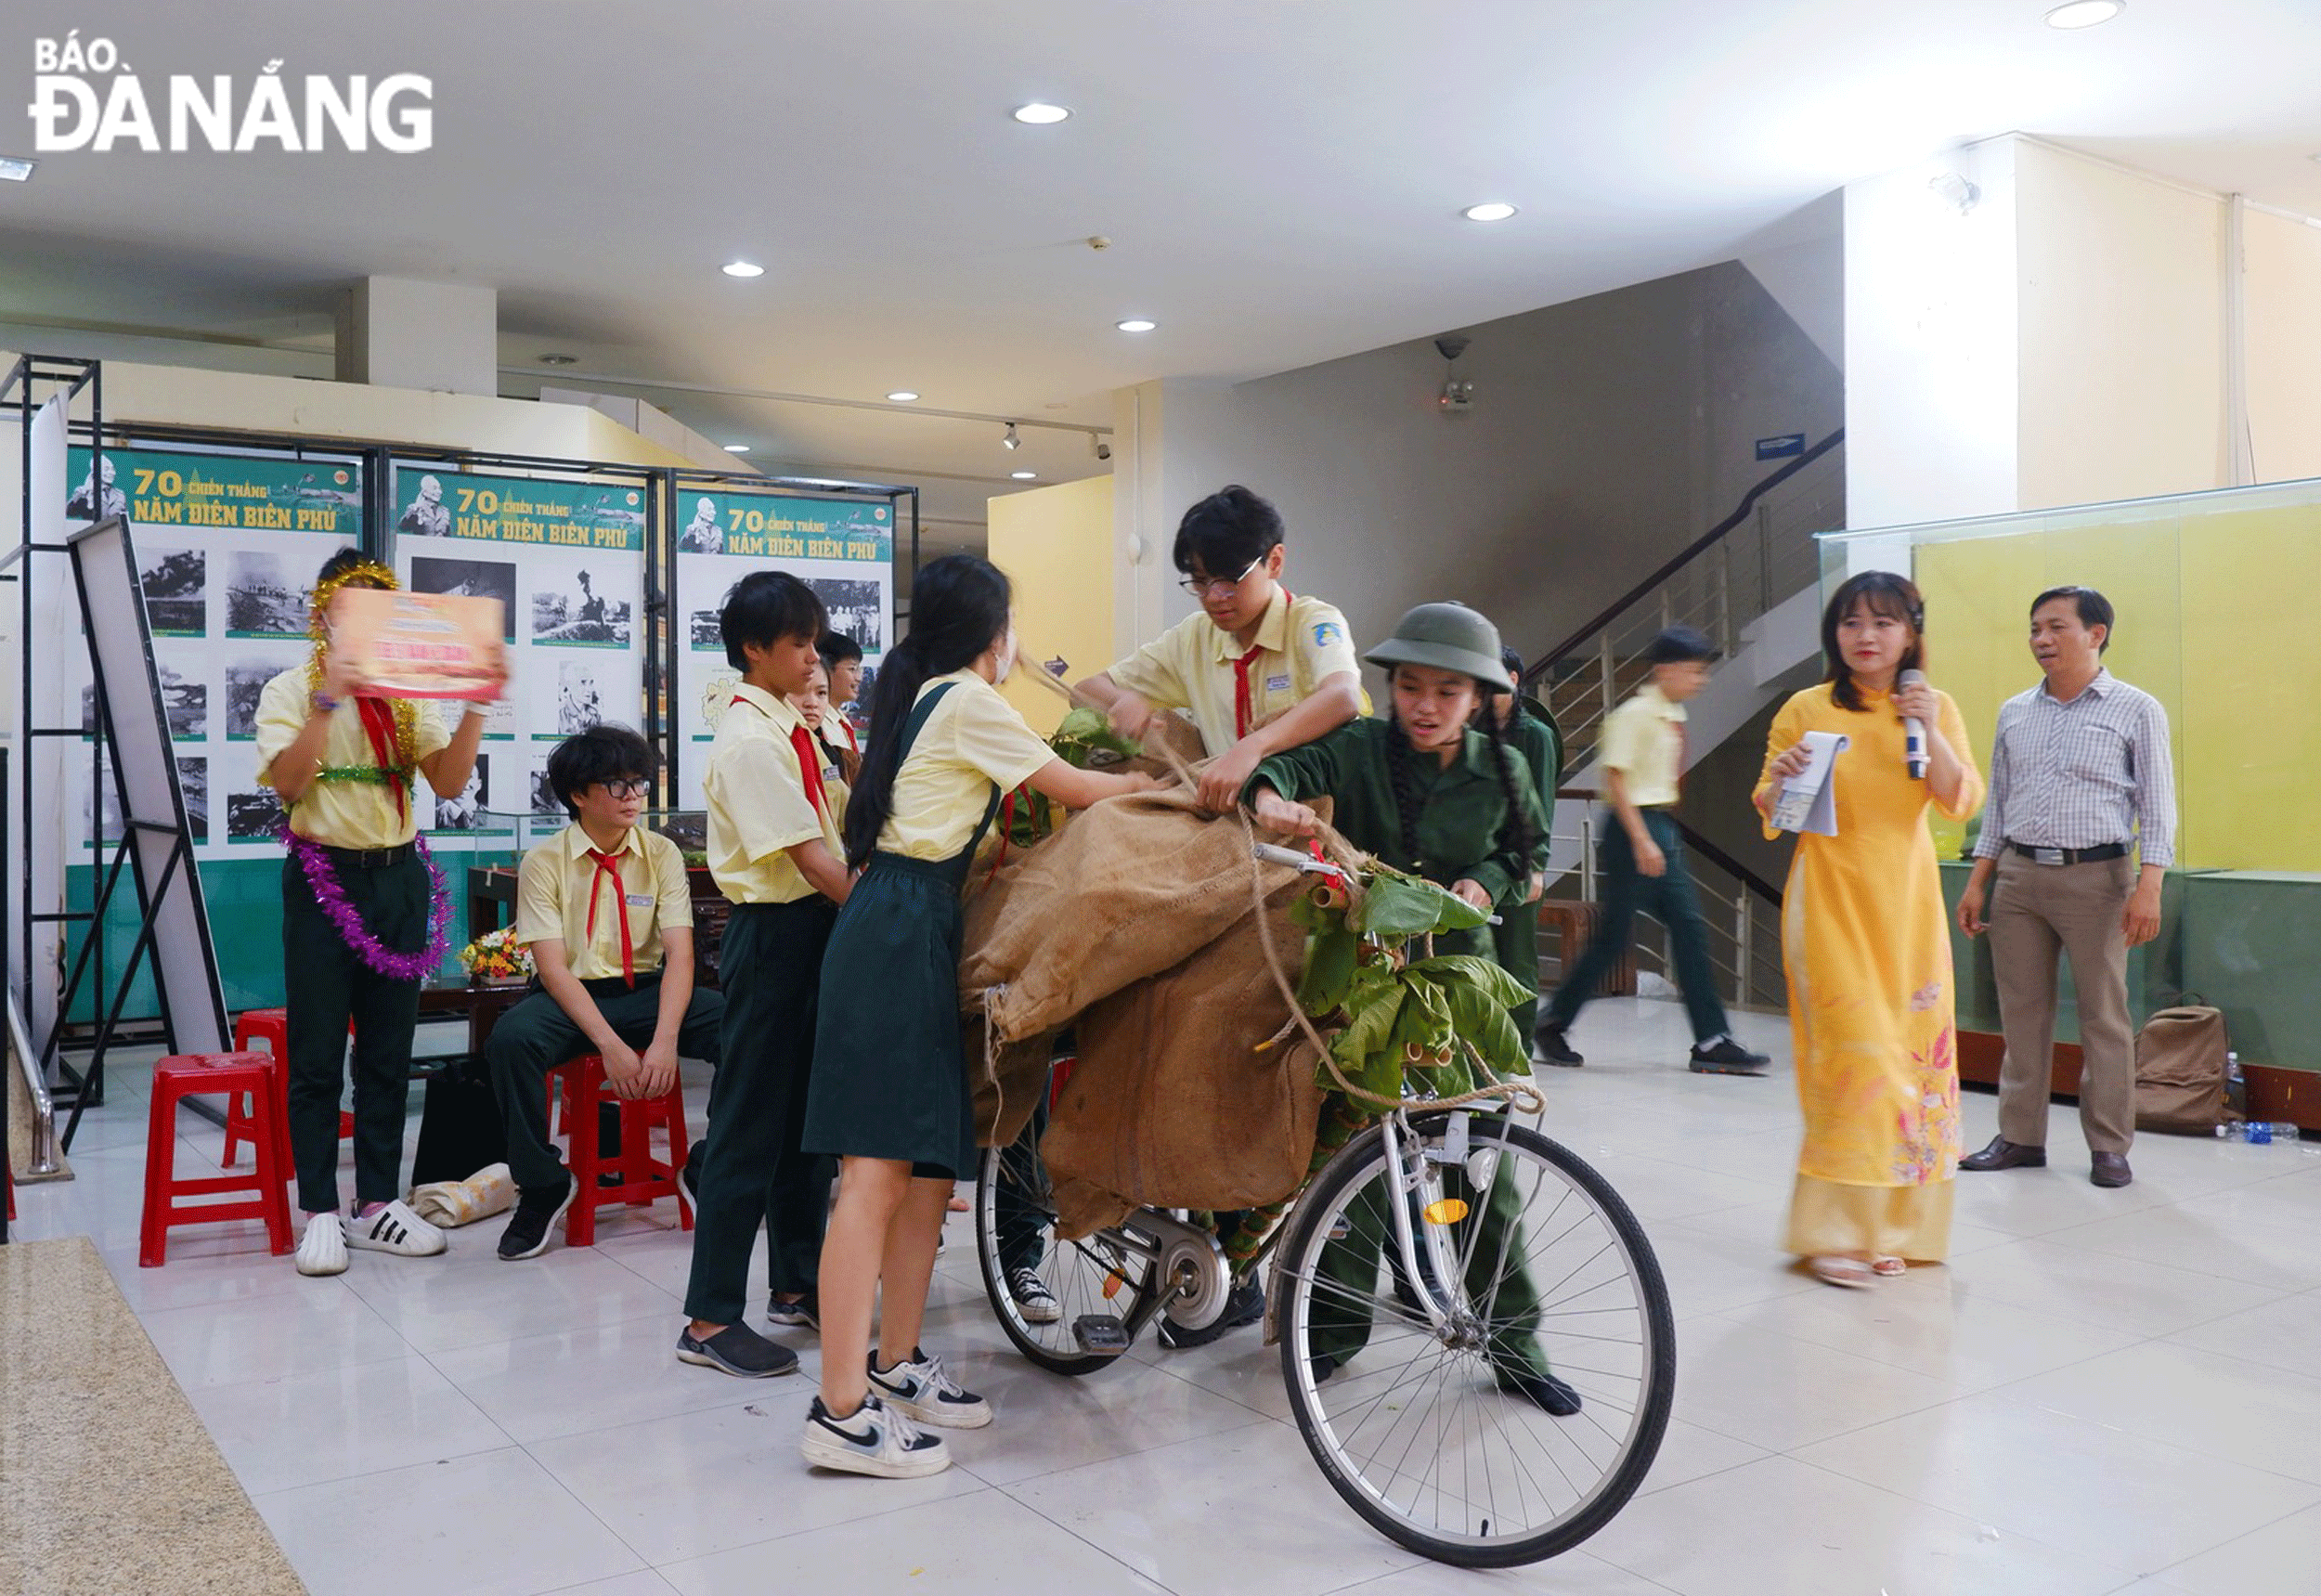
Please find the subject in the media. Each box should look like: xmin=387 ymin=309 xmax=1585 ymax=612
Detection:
xmin=294 ymin=1212 xmax=348 ymax=1277
xmin=868 ymin=1349 xmax=992 ymax=1429
xmin=344 ymin=1199 xmax=447 ymax=1257
xmin=800 ymin=1394 xmax=951 ymax=1478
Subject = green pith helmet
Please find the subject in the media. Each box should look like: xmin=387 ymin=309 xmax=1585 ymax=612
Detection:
xmin=1365 ymin=602 xmax=1515 ymax=693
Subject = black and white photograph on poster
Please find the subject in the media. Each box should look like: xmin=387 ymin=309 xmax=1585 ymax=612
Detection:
xmin=227 ymin=786 xmax=287 ymax=844
xmin=689 ymin=609 xmax=721 ymax=651
xmin=409 ymin=555 xmax=517 ymax=641
xmin=679 ymin=495 xmax=724 ymax=553
xmin=176 ymin=758 xmax=210 ymax=844
xmin=395 ymin=472 xmax=453 ymax=538
xmin=528 ymin=760 xmax=563 ymax=817
xmin=434 ymin=755 xmax=487 ymax=831
xmin=225 ymin=550 xmax=310 ymax=639
xmin=67 ymin=454 xmax=128 ymax=522
xmin=808 ymin=577 xmax=884 ymax=654
xmin=225 ymin=656 xmax=291 ymax=739
xmin=161 ymin=666 xmax=207 ymax=741
xmin=138 ymin=547 xmax=207 ymax=636
xmin=532 ymin=566 xmax=633 ymax=648
xmin=553 ymin=660 xmax=603 ymax=738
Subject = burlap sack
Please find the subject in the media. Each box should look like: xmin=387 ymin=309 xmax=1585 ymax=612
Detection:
xmin=959 ymin=789 xmax=1311 ymax=1043
xmin=1038 ymin=896 xmax=1326 ymax=1233
xmin=968 ymin=1019 xmax=1062 ymax=1149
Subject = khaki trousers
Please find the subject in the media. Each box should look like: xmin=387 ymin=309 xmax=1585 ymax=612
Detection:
xmin=1988 ymin=850 xmax=2138 ymax=1156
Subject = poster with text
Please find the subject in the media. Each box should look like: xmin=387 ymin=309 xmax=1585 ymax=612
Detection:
xmin=67 ymin=447 xmax=360 ymax=860
xmin=391 ymin=465 xmax=649 ymax=843
xmin=671 ymin=487 xmax=894 ymax=808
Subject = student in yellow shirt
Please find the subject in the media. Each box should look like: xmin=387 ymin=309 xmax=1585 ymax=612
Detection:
xmin=794 ymin=658 xmax=856 ymax=804
xmin=677 ymin=573 xmax=850 ymax=1381
xmin=818 ymin=630 xmax=864 ymax=758
xmin=799 ymin=555 xmax=1158 ymax=1479
xmin=1537 ymin=626 xmax=1768 ymax=1075
xmin=1076 ymin=486 xmax=1365 ymax=811
xmin=486 ymin=725 xmax=722 ymax=1261
xmin=256 ymin=550 xmax=494 ymax=1277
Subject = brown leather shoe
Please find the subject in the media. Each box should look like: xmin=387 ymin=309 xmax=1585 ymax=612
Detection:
xmin=1959 ymin=1135 xmax=2047 ymax=1172
xmin=2091 ymin=1152 xmax=2133 ymax=1188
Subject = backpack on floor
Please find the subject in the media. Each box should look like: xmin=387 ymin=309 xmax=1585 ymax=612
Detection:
xmin=2133 ymin=1006 xmax=2238 ymax=1135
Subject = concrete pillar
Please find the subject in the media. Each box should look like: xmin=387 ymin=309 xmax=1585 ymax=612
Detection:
xmin=1108 ymin=377 xmax=1253 ymax=652
xmin=335 ymin=276 xmax=497 ymax=396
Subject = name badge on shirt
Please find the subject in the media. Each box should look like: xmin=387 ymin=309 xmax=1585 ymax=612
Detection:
xmin=624 ymin=892 xmax=654 ymax=909
xmin=1265 ymin=674 xmax=1290 ymax=694
xmin=822 ymin=764 xmax=841 ymax=783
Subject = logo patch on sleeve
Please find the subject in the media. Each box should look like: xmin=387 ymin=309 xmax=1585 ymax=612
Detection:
xmin=1312 ymin=621 xmax=1344 ymax=649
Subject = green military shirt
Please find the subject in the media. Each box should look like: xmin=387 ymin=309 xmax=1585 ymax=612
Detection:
xmin=1247 ymin=718 xmax=1548 ymax=907
xmin=1509 ymin=695 xmax=1562 ymax=833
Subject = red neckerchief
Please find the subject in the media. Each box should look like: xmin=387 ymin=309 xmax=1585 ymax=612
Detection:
xmin=582 ymin=844 xmax=635 ymax=987
xmin=1228 ymin=587 xmax=1292 ymax=740
xmin=354 ymin=697 xmax=408 ymax=821
xmin=731 ymin=694 xmax=829 ymax=823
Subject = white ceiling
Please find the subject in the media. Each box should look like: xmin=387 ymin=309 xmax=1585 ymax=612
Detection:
xmin=5 ymin=0 xmax=2319 ymax=525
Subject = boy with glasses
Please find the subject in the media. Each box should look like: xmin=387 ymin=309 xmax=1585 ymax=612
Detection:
xmin=1078 ymin=485 xmax=1366 ymax=811
xmin=486 ymin=725 xmax=723 ymax=1261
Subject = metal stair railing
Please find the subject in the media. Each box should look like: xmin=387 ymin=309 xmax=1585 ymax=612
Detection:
xmin=1527 ymin=431 xmax=1843 ymax=778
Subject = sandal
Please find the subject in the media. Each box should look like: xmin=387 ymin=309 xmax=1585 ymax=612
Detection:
xmin=1871 ymin=1255 xmax=1907 ymax=1277
xmin=1809 ymin=1254 xmax=1874 ymax=1289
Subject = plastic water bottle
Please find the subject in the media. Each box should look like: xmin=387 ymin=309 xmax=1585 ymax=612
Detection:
xmin=2216 ymin=1122 xmax=2302 ymax=1144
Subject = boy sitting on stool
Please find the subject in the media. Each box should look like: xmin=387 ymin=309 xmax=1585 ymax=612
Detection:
xmin=488 ymin=725 xmax=723 ymax=1260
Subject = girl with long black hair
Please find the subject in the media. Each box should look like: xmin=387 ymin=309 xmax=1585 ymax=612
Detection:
xmin=798 ymin=554 xmax=1160 ymax=1478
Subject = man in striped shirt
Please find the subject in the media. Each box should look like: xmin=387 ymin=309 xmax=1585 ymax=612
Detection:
xmin=1957 ymin=587 xmax=2175 ymax=1189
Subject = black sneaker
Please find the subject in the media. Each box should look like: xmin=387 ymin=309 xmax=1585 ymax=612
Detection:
xmin=496 ymin=1177 xmax=575 ymax=1262
xmin=681 ymin=1143 xmax=704 ymax=1200
xmin=1535 ymin=1022 xmax=1583 ymax=1067
xmin=675 ymin=1321 xmax=798 ymax=1378
xmin=1498 ymin=1366 xmax=1584 ymax=1417
xmin=1689 ymin=1036 xmax=1770 ymax=1075
xmin=1157 ymin=1279 xmax=1264 ymax=1350
xmin=766 ymin=1291 xmax=820 ymax=1329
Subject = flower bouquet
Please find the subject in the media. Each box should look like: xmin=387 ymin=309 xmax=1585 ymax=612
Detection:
xmin=459 ymin=926 xmax=533 ymax=988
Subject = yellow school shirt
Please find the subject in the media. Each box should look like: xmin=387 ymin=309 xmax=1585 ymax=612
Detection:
xmin=1596 ymin=683 xmax=1685 ymax=808
xmin=705 ymin=682 xmax=844 ymax=904
xmin=253 ymin=668 xmax=450 ymax=849
xmin=878 ymin=670 xmax=1057 ymax=862
xmin=513 ymin=824 xmax=694 ymax=981
xmin=1105 ymin=589 xmax=1366 ymax=757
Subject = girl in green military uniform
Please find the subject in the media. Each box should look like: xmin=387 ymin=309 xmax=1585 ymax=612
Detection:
xmin=1243 ymin=602 xmax=1578 ymax=1417
xmin=1486 ymin=646 xmax=1562 ymax=1042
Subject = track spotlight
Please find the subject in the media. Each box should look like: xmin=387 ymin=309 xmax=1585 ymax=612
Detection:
xmin=1003 ymin=423 xmax=1021 ymax=451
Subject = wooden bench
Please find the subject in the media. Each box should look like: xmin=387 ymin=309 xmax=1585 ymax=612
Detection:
xmin=1536 ymin=899 xmax=1636 ymax=998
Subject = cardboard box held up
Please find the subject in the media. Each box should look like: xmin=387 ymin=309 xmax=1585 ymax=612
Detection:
xmin=330 ymin=587 xmax=508 ymax=701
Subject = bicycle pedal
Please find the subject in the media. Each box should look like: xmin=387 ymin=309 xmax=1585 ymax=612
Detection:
xmin=1071 ymin=1314 xmax=1131 ymax=1356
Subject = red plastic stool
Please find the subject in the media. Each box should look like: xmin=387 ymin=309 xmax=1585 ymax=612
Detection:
xmin=549 ymin=1053 xmax=693 ymax=1247
xmin=221 ymin=1008 xmax=356 ymax=1172
xmin=141 ymin=1052 xmax=294 ymax=1266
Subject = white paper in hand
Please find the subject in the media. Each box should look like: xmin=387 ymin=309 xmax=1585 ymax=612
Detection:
xmin=1770 ymin=731 xmax=1850 ymax=836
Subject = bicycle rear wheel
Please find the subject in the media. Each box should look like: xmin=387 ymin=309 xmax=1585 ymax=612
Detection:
xmin=973 ymin=1134 xmax=1160 ymax=1376
xmin=1275 ymin=1111 xmax=1675 ymax=1566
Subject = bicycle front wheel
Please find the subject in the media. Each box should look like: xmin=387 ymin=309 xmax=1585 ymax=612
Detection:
xmin=1275 ymin=1112 xmax=1675 ymax=1567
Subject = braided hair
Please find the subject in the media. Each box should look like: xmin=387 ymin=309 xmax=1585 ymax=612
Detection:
xmin=1474 ymin=703 xmax=1537 ymax=870
xmin=1381 ymin=709 xmax=1426 ymax=866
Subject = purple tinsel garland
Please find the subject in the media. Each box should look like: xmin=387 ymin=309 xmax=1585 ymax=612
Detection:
xmin=282 ymin=825 xmax=452 ymax=982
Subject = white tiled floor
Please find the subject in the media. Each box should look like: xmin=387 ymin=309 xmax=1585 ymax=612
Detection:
xmin=16 ymin=997 xmax=2321 ymax=1595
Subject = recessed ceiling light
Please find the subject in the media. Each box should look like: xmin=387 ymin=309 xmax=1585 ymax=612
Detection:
xmin=0 ymin=156 xmax=36 ymax=183
xmin=2042 ymin=0 xmax=2123 ymax=28
xmin=1461 ymin=202 xmax=1518 ymax=223
xmin=1012 ymin=103 xmax=1071 ymax=125
xmin=720 ymin=260 xmax=765 ymax=279
xmin=1116 ymin=318 xmax=1158 ymax=333
xmin=723 ymin=444 xmax=750 ymax=454
xmin=1010 ymin=470 xmax=1038 ymax=480
xmin=537 ymin=353 xmax=577 ymax=366
xmin=886 ymin=390 xmax=920 ymax=403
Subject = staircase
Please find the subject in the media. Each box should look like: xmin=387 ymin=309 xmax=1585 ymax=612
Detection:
xmin=1526 ymin=431 xmax=1843 ymax=1012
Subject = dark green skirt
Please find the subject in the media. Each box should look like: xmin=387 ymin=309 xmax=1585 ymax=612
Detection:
xmin=803 ymin=852 xmax=977 ymax=1178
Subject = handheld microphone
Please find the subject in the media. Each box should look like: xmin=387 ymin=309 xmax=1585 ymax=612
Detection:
xmin=1900 ymin=668 xmax=1928 ymax=780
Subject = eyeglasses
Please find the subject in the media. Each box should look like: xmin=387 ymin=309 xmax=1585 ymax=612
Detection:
xmin=1178 ymin=556 xmax=1262 ymax=599
xmin=600 ymin=780 xmax=650 ymax=800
